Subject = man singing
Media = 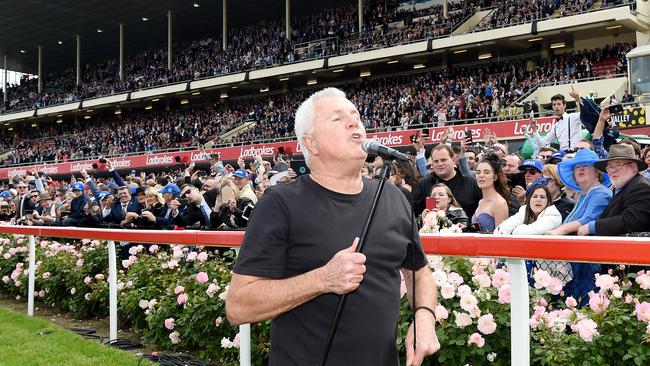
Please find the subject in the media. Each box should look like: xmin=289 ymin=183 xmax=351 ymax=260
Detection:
xmin=226 ymin=88 xmax=440 ymax=365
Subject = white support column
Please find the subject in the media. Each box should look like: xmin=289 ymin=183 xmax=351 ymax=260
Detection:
xmin=3 ymin=55 xmax=7 ymax=104
xmin=239 ymin=324 xmax=251 ymax=366
xmin=285 ymin=0 xmax=291 ymax=41
xmin=107 ymin=240 xmax=118 ymax=341
xmin=76 ymin=35 xmax=81 ymax=87
xmin=167 ymin=10 xmax=172 ymax=71
xmin=443 ymin=0 xmax=448 ymax=19
xmin=119 ymin=23 xmax=124 ymax=81
xmin=222 ymin=0 xmax=227 ymax=51
xmin=507 ymin=259 xmax=530 ymax=366
xmin=37 ymin=46 xmax=42 ymax=94
xmin=234 ymin=247 xmax=251 ymax=366
xmin=358 ymin=0 xmax=364 ymax=33
xmin=636 ymin=0 xmax=650 ymax=46
xmin=27 ymin=235 xmax=36 ymax=316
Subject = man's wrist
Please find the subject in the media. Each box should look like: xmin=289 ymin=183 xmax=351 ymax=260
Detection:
xmin=415 ymin=306 xmax=437 ymax=322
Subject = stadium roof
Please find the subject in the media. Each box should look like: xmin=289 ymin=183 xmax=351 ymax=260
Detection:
xmin=0 ymin=0 xmax=356 ymax=75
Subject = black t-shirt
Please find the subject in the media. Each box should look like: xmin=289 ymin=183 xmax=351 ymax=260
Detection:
xmin=234 ymin=175 xmax=427 ymax=366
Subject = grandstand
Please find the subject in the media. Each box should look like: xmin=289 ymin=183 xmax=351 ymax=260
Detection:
xmin=0 ymin=0 xmax=648 ymax=175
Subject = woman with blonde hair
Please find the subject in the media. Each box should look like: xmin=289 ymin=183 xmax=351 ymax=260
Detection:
xmin=419 ymin=183 xmax=469 ymax=232
xmin=541 ymin=164 xmax=575 ymax=221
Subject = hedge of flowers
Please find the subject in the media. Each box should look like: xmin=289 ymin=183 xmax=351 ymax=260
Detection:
xmin=1 ymin=234 xmax=649 ymax=365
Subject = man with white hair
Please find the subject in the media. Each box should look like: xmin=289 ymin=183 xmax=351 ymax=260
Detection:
xmin=578 ymin=144 xmax=650 ymax=236
xmin=226 ymin=88 xmax=439 ymax=366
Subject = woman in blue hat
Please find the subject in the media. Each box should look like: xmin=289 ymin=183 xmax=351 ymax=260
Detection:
xmin=547 ymin=148 xmax=613 ymax=306
xmin=548 ymin=149 xmax=612 ymax=236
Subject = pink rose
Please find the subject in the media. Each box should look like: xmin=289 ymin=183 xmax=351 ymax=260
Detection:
xmin=491 ymin=269 xmax=510 ymax=289
xmin=164 ymin=318 xmax=175 ymax=330
xmin=149 ymin=245 xmax=159 ymax=254
xmin=177 ymin=293 xmax=188 ymax=305
xmin=186 ymin=252 xmax=198 ymax=262
xmin=635 ymin=302 xmax=650 ymax=323
xmin=431 ymin=270 xmax=448 ymax=286
xmin=447 ymin=272 xmax=464 ymax=287
xmin=636 ymin=274 xmax=650 ymax=290
xmin=548 ymin=277 xmax=563 ymax=296
xmin=196 ymin=272 xmax=209 ymax=284
xmin=467 ymin=332 xmax=485 ymax=348
xmin=588 ymin=293 xmax=610 ymax=313
xmin=454 ymin=312 xmax=472 ymax=328
xmin=434 ymin=305 xmax=449 ymax=322
xmin=468 ymin=306 xmax=482 ymax=319
xmin=625 ymin=294 xmax=634 ymax=304
xmin=84 ymin=276 xmax=92 ymax=285
xmin=440 ymin=283 xmax=455 ymax=299
xmin=174 ymin=285 xmax=185 ymax=294
xmin=472 ymin=273 xmax=491 ymax=288
xmin=121 ymin=259 xmax=132 ymax=269
xmin=215 ymin=317 xmax=223 ymax=327
xmin=197 ymin=252 xmax=208 ymax=262
xmin=167 ymin=259 xmax=179 ymax=269
xmin=498 ymin=284 xmax=511 ymax=304
xmin=533 ymin=270 xmax=552 ymax=289
xmin=169 ymin=331 xmax=181 ymax=344
xmin=565 ymin=296 xmax=578 ymax=308
xmin=460 ymin=294 xmax=478 ymax=312
xmin=595 ymin=274 xmax=618 ymax=291
xmin=571 ymin=319 xmax=599 ymax=342
xmin=477 ymin=314 xmax=497 ymax=335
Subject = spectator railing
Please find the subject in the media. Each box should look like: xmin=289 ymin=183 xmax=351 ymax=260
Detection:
xmin=1 ymin=225 xmax=649 ymax=366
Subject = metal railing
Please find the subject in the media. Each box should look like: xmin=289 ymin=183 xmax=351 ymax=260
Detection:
xmin=1 ymin=225 xmax=649 ymax=366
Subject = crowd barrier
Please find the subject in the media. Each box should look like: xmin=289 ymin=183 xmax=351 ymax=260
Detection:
xmin=1 ymin=225 xmax=649 ymax=366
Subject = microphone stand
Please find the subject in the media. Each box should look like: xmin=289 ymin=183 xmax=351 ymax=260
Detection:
xmin=318 ymin=161 xmax=392 ymax=366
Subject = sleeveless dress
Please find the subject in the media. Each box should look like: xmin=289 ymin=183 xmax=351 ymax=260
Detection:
xmin=471 ymin=213 xmax=496 ymax=234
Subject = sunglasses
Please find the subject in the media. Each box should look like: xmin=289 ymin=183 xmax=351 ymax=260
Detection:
xmin=523 ymin=169 xmax=541 ymax=175
xmin=30 ymin=195 xmax=39 ymax=198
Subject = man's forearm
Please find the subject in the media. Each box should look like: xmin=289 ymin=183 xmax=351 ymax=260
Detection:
xmin=403 ymin=265 xmax=437 ymax=309
xmin=226 ymin=268 xmax=327 ymax=325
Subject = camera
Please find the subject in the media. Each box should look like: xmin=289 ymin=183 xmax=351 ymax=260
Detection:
xmin=177 ymin=198 xmax=189 ymax=206
xmin=608 ymin=104 xmax=623 ymax=114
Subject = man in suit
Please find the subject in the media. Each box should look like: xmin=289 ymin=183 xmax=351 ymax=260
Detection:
xmin=13 ymin=180 xmax=29 ymax=219
xmin=177 ymin=186 xmax=211 ymax=228
xmin=578 ymin=144 xmax=650 ymax=236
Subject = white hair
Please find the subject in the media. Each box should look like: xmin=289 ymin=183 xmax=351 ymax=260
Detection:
xmin=294 ymin=87 xmax=346 ymax=168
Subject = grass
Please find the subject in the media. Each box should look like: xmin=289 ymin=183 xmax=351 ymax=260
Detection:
xmin=0 ymin=306 xmax=152 ymax=366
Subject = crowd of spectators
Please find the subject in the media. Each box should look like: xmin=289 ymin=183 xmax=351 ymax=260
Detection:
xmin=0 ymin=42 xmax=635 ymax=166
xmin=1 ymin=86 xmax=649 ymax=311
xmin=1 ymin=0 xmax=634 ymax=113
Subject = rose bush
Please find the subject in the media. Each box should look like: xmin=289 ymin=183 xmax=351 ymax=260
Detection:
xmin=1 ymin=234 xmax=649 ymax=365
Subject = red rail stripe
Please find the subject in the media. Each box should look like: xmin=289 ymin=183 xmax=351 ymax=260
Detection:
xmin=1 ymin=226 xmax=649 ymax=265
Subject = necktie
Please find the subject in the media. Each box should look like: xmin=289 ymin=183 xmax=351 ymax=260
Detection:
xmin=199 ymin=204 xmax=210 ymax=225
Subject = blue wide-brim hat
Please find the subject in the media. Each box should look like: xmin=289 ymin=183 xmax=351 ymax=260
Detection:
xmin=558 ymin=149 xmax=610 ymax=192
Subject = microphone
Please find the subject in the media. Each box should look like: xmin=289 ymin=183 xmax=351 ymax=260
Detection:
xmin=361 ymin=139 xmax=410 ymax=162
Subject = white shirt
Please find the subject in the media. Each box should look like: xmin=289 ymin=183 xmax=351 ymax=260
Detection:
xmin=534 ymin=111 xmax=584 ymax=151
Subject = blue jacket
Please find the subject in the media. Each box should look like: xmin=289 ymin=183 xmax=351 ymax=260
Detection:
xmin=69 ymin=194 xmax=91 ymax=220
xmin=564 ymin=184 xmax=612 ymax=305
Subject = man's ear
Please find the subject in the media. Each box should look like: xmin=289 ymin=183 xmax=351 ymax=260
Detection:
xmin=302 ymin=134 xmax=318 ymax=157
